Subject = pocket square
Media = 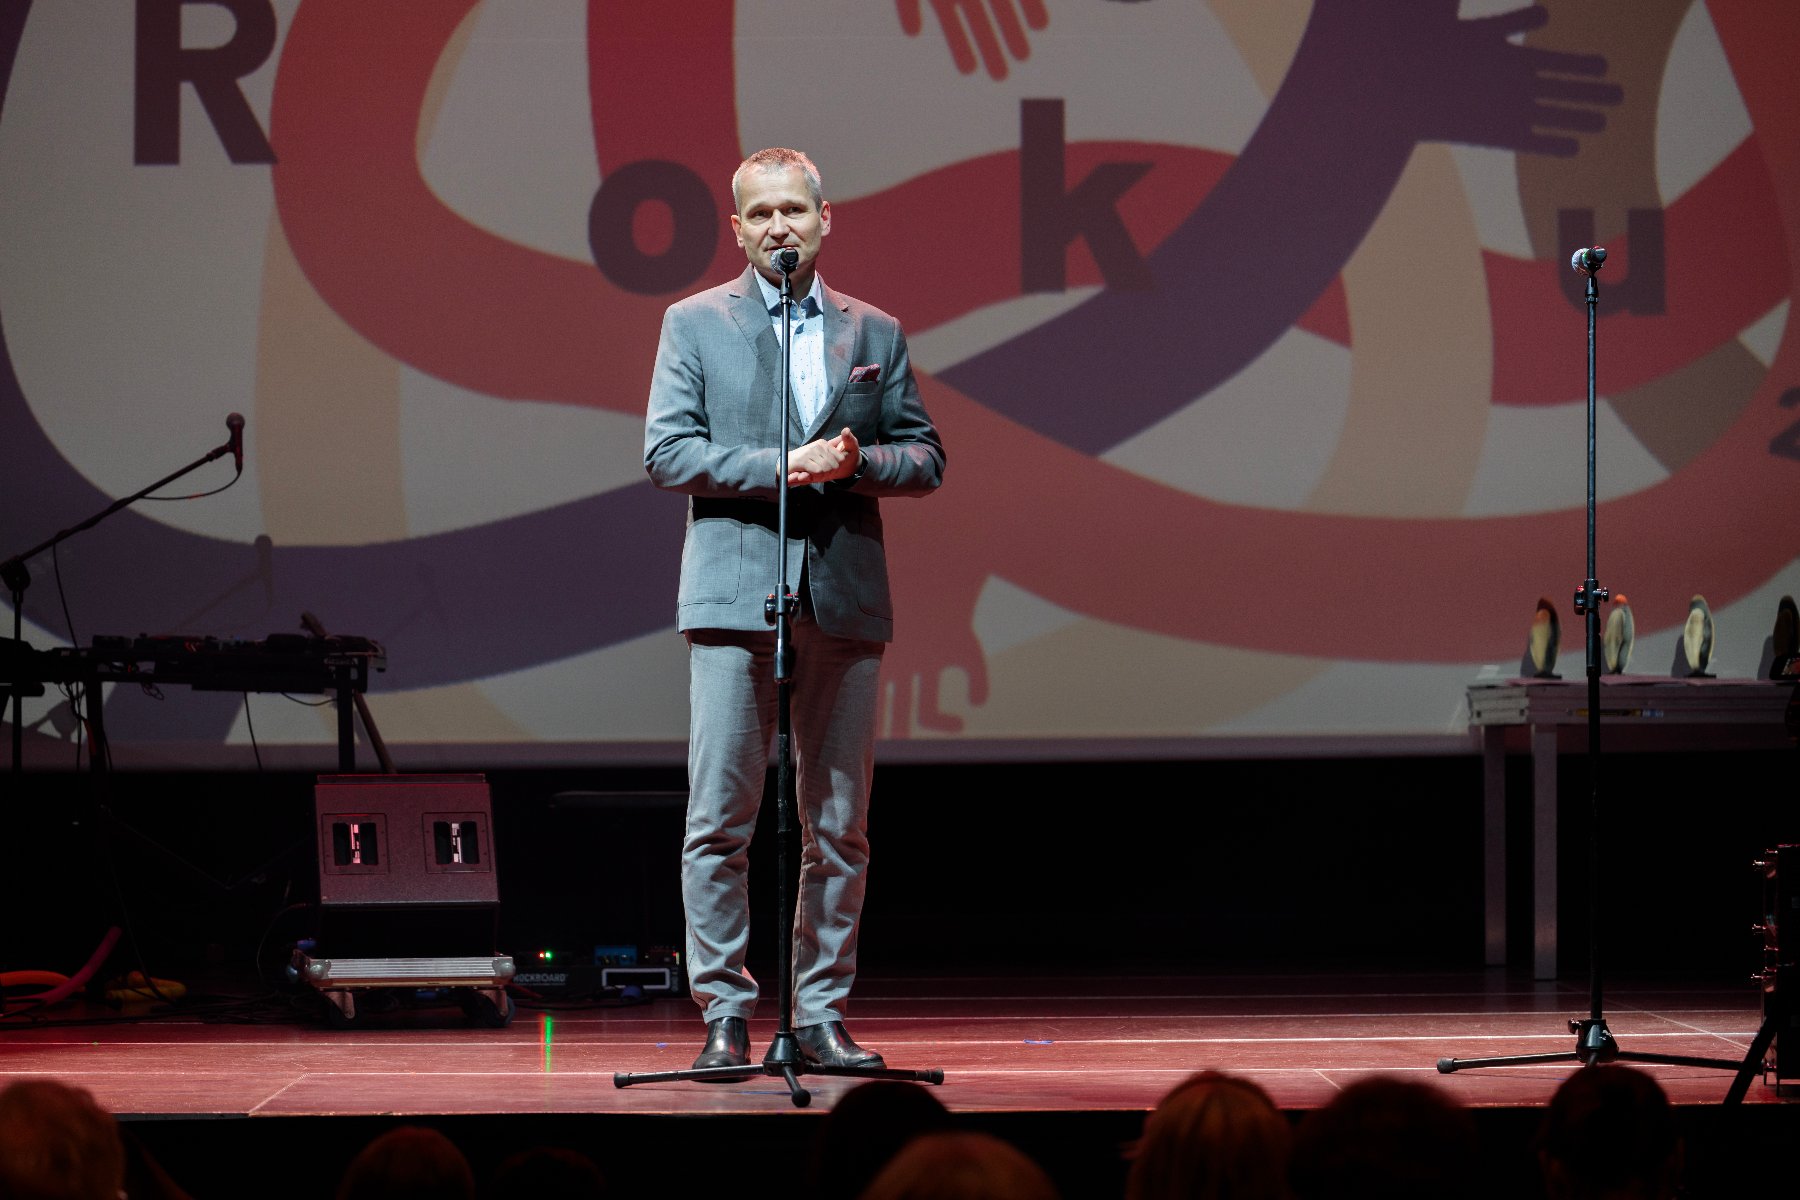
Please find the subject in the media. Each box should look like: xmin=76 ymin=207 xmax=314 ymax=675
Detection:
xmin=848 ymin=364 xmax=881 ymax=383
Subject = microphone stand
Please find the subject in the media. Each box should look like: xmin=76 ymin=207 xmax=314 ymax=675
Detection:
xmin=615 ymin=253 xmax=941 ymax=1106
xmin=301 ymin=610 xmax=396 ymax=774
xmin=3 ymin=418 xmax=242 ymax=773
xmin=1436 ymin=251 xmax=1764 ymax=1101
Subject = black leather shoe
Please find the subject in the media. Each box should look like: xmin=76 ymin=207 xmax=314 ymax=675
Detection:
xmin=796 ymin=1021 xmax=885 ymax=1069
xmin=692 ymin=1017 xmax=750 ymax=1078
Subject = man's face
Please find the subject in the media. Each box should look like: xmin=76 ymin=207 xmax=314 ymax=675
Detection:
xmin=731 ymin=166 xmax=831 ymax=285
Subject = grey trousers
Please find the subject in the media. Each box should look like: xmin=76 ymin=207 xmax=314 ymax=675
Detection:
xmin=682 ymin=620 xmax=884 ymax=1027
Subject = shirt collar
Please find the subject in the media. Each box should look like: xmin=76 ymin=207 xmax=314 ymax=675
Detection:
xmin=753 ymin=268 xmax=823 ymax=317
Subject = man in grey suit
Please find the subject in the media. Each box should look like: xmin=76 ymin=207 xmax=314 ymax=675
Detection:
xmin=644 ymin=148 xmax=945 ymax=1073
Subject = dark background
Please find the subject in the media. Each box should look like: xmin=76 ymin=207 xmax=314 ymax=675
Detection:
xmin=4 ymin=747 xmax=1792 ymax=988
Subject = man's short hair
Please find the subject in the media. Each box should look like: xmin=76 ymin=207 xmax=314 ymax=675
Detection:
xmin=732 ymin=148 xmax=823 ymax=214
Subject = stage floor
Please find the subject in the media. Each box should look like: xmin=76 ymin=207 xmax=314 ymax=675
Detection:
xmin=2 ymin=969 xmax=1789 ymax=1116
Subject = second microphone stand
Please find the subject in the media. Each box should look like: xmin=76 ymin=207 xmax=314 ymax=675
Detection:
xmin=1436 ymin=251 xmax=1763 ymax=1100
xmin=3 ymin=416 xmax=243 ymax=773
xmin=616 ymin=254 xmax=941 ymax=1106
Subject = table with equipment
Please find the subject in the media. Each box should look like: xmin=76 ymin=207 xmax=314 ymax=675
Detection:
xmin=3 ymin=632 xmax=384 ymax=771
xmin=1469 ymin=676 xmax=1795 ymax=979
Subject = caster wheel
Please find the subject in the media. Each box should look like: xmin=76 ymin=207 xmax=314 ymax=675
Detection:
xmin=458 ymin=989 xmax=515 ymax=1028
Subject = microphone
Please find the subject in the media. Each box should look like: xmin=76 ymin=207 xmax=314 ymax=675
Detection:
xmin=774 ymin=247 xmax=799 ymax=275
xmin=226 ymin=412 xmax=245 ymax=473
xmin=1570 ymin=246 xmax=1607 ymax=275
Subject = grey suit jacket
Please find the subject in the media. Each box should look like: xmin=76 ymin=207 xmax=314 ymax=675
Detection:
xmin=644 ymin=267 xmax=945 ymax=642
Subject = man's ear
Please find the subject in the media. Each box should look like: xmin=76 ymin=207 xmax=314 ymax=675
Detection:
xmin=730 ymin=213 xmax=745 ymax=249
xmin=818 ymin=199 xmax=831 ymax=237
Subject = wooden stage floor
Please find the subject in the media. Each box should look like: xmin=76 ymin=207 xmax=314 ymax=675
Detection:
xmin=2 ymin=969 xmax=1788 ymax=1116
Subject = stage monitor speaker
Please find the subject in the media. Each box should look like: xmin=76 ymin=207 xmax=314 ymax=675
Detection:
xmin=314 ymin=773 xmax=499 ymax=959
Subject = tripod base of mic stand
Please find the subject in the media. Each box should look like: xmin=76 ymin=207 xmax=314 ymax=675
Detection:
xmin=614 ymin=1036 xmax=946 ymax=1108
xmin=1437 ymin=1015 xmax=1770 ymax=1105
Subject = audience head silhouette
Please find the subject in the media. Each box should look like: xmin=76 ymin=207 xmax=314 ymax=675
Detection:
xmin=1538 ymin=1064 xmax=1681 ymax=1200
xmin=335 ymin=1125 xmax=474 ymax=1200
xmin=856 ymin=1131 xmax=1060 ymax=1200
xmin=487 ymin=1145 xmax=608 ymax=1199
xmin=0 ymin=1079 xmax=127 ymax=1200
xmin=811 ymin=1080 xmax=953 ymax=1200
xmin=1126 ymin=1070 xmax=1291 ymax=1200
xmin=1290 ymin=1076 xmax=1476 ymax=1200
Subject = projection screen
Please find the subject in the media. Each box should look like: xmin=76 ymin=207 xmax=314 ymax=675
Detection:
xmin=3 ymin=0 xmax=1797 ymax=767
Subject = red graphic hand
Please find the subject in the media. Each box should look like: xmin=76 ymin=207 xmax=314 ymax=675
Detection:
xmin=897 ymin=0 xmax=1049 ymax=81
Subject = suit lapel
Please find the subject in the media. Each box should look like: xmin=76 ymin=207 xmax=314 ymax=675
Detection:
xmin=727 ymin=268 xmax=858 ymax=444
xmin=726 ymin=267 xmax=784 ymax=428
xmin=808 ymin=282 xmax=857 ymax=441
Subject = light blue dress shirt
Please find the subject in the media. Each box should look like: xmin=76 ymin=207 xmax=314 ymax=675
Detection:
xmin=754 ymin=270 xmax=828 ymax=431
